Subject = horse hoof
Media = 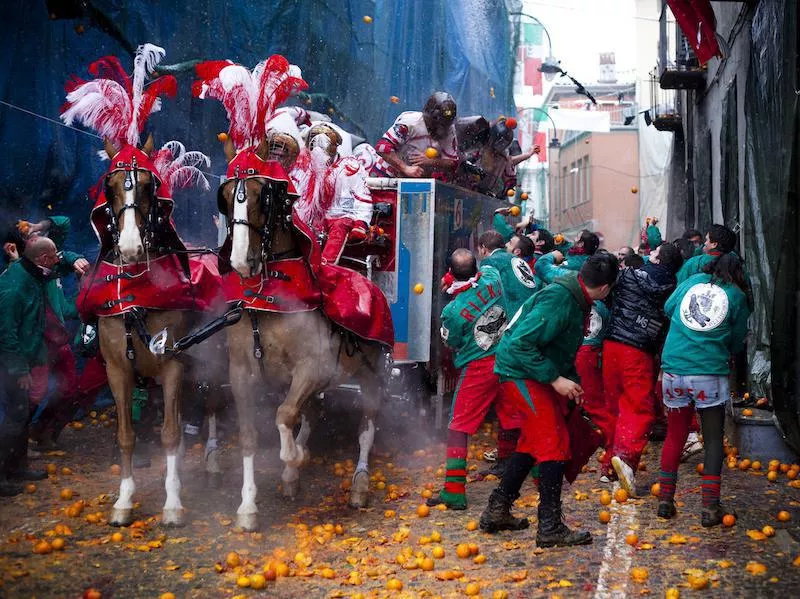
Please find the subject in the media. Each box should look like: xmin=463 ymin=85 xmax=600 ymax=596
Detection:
xmin=206 ymin=471 xmax=223 ymax=489
xmin=282 ymin=478 xmax=299 ymax=500
xmin=109 ymin=509 xmax=133 ymax=527
xmin=349 ymin=470 xmax=370 ymax=509
xmin=161 ymin=509 xmax=185 ymax=528
xmin=236 ymin=513 xmax=258 ymax=532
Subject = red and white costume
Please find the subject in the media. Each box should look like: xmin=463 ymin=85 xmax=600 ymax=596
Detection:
xmin=371 ymin=111 xmax=458 ymax=179
xmin=295 ymin=152 xmax=373 ymax=264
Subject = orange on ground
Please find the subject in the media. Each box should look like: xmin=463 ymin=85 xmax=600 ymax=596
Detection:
xmin=777 ymin=510 xmax=791 ymax=522
xmin=51 ymin=538 xmax=65 ymax=551
xmin=599 ymin=491 xmax=612 ymax=506
xmin=465 ymin=582 xmax=480 ymax=596
xmin=473 ymin=554 xmax=487 ymax=564
xmin=421 ymin=557 xmax=435 ymax=571
xmin=780 ymin=463 xmax=790 ymax=473
xmin=625 ymin=533 xmax=638 ymax=546
xmin=236 ymin=576 xmax=250 ymax=588
xmin=160 ymin=594 xmax=176 ymax=599
xmin=60 ymin=488 xmax=73 ymax=500
xmin=599 ymin=510 xmax=611 ymax=524
xmin=320 ymin=568 xmax=335 ymax=579
xmin=630 ymin=567 xmax=648 ymax=583
xmin=33 ymin=540 xmax=52 ymax=554
xmin=421 ymin=489 xmax=433 ymax=499
xmin=739 ymin=459 xmax=751 ymax=470
xmin=384 ymin=509 xmax=396 ymax=518
xmin=742 ymin=408 xmax=753 ymax=416
xmin=614 ymin=488 xmax=629 ymax=503
xmin=226 ymin=551 xmax=241 ymax=568
xmin=493 ymin=592 xmax=509 ymax=599
xmin=722 ymin=514 xmax=736 ymax=527
xmin=762 ymin=525 xmax=776 ymax=537
xmin=650 ymin=483 xmax=660 ymax=497
xmin=61 ymin=467 xmax=72 ymax=475
xmin=46 ymin=463 xmax=57 ymax=475
xmin=665 ymin=588 xmax=680 ymax=599
xmin=262 ymin=568 xmax=277 ymax=581
xmin=436 ymin=502 xmax=447 ymax=511
xmin=83 ymin=590 xmax=102 ymax=599
xmin=788 ymin=469 xmax=798 ymax=480
xmin=111 ymin=532 xmax=123 ymax=543
xmin=466 ymin=520 xmax=478 ymax=531
xmin=767 ymin=471 xmax=779 ymax=482
xmin=430 ymin=530 xmax=441 ymax=542
xmin=456 ymin=543 xmax=471 ymax=558
xmin=751 ymin=461 xmax=762 ymax=471
xmin=468 ymin=543 xmax=479 ymax=555
xmin=416 ymin=504 xmax=430 ymax=518
xmin=274 ymin=562 xmax=289 ymax=577
xmin=687 ymin=573 xmax=709 ymax=590
xmin=386 ymin=578 xmax=403 ymax=591
xmin=25 ymin=483 xmax=36 ymax=494
xmin=432 ymin=546 xmax=445 ymax=559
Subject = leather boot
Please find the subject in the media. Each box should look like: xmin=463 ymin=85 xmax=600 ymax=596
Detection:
xmin=701 ymin=502 xmax=736 ymax=527
xmin=535 ymin=461 xmax=592 ymax=548
xmin=479 ymin=488 xmax=530 ymax=533
xmin=477 ymin=457 xmax=509 ymax=479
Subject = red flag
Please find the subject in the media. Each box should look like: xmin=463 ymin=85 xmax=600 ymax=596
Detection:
xmin=524 ymin=58 xmax=542 ymax=94
xmin=534 ymin=131 xmax=547 ymax=162
xmin=666 ymin=0 xmax=722 ymax=65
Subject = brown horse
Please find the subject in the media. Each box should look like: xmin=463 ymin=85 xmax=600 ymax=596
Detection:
xmin=97 ymin=136 xmax=190 ymax=527
xmin=219 ymin=139 xmax=389 ymax=531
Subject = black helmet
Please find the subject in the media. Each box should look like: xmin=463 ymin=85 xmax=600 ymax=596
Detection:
xmin=488 ymin=118 xmax=515 ymax=153
xmin=423 ymin=92 xmax=457 ymax=140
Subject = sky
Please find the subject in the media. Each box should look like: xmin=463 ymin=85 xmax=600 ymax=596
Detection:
xmin=520 ymin=0 xmax=641 ymax=84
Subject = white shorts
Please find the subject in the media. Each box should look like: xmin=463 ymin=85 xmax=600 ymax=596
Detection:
xmin=662 ymin=373 xmax=729 ymax=410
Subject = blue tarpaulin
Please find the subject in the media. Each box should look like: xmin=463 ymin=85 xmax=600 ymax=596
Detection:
xmin=0 ymin=0 xmax=518 ymax=260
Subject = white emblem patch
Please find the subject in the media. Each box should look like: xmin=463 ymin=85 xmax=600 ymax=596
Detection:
xmin=679 ymin=283 xmax=728 ymax=331
xmin=511 ymin=256 xmax=536 ymax=289
xmin=473 ymin=305 xmax=507 ymax=350
xmin=585 ymin=306 xmax=602 ymax=339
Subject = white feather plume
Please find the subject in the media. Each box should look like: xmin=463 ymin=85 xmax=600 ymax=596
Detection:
xmin=127 ymin=43 xmax=166 ymax=146
xmin=61 ymin=80 xmax=133 ymax=142
xmin=153 ymin=140 xmax=211 ymax=195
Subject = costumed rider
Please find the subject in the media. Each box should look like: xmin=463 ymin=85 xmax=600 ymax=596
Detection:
xmin=297 ymin=123 xmax=373 ymax=265
xmin=371 ymin=91 xmax=459 ymax=180
xmin=466 ymin=117 xmax=539 ymax=198
xmin=426 ymin=249 xmax=519 ymax=511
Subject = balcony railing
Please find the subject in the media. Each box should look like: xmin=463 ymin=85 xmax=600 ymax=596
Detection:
xmin=650 ymin=68 xmax=682 ymax=132
xmin=657 ymin=2 xmax=706 ymax=90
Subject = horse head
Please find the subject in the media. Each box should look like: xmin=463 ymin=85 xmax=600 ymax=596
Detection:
xmin=102 ymin=135 xmax=162 ymax=264
xmin=218 ymin=137 xmax=297 ymax=278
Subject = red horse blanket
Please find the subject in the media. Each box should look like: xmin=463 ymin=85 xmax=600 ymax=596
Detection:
xmin=221 ymin=258 xmax=321 ymax=313
xmin=77 ymin=253 xmax=224 ymax=320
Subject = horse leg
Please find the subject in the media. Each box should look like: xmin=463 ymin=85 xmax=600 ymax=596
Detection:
xmin=281 ymin=396 xmax=319 ymax=498
xmin=205 ymin=413 xmax=222 ymax=489
xmin=350 ymin=370 xmax=383 ymax=509
xmin=108 ymin=362 xmax=136 ymax=526
xmin=277 ymin=374 xmax=318 ymax=500
xmin=160 ymin=359 xmax=185 ymax=527
xmin=231 ymin=361 xmax=260 ymax=531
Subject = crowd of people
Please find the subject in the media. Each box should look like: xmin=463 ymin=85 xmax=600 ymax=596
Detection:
xmin=431 ymin=216 xmax=751 ymax=546
xmin=0 ymin=87 xmax=751 ymax=554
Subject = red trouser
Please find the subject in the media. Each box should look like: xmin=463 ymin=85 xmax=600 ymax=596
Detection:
xmin=76 ymin=353 xmax=108 ymax=407
xmin=602 ymin=340 xmax=655 ymax=469
xmin=29 ymin=344 xmax=78 ymax=406
xmin=575 ymin=345 xmax=616 ymax=469
xmin=322 ymin=217 xmax=355 ymax=264
xmin=449 ymin=356 xmax=522 ymax=434
xmin=501 ymin=379 xmax=570 ymax=462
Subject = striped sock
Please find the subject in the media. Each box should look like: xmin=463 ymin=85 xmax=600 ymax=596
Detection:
xmin=438 ymin=430 xmax=468 ymax=508
xmin=701 ymin=474 xmax=721 ymax=507
xmin=497 ymin=428 xmax=520 ymax=460
xmin=659 ymin=470 xmax=678 ymax=502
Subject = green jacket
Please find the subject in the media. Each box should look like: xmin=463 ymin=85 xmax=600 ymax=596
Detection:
xmin=47 ymin=216 xmax=84 ymax=276
xmin=492 ymin=213 xmax=515 ymax=243
xmin=0 ymin=258 xmax=72 ymax=376
xmin=583 ymin=300 xmax=610 ymax=348
xmin=661 ymin=273 xmax=750 ymax=375
xmin=562 ymin=251 xmax=588 ymax=272
xmin=440 ymin=268 xmax=506 ymax=369
xmin=677 ymin=251 xmax=753 ymax=311
xmin=534 ymin=251 xmax=569 ymax=286
xmin=479 ymin=248 xmax=537 ymax=316
xmin=646 ymin=224 xmax=662 ymax=251
xmin=494 ymin=271 xmax=591 ymax=384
